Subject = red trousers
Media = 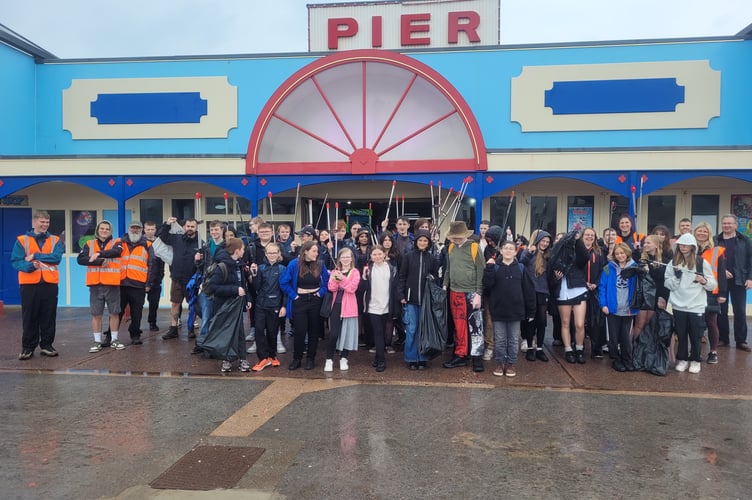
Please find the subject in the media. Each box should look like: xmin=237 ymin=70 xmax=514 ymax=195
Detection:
xmin=450 ymin=290 xmax=469 ymax=357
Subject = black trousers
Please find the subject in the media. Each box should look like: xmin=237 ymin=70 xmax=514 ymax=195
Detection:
xmin=606 ymin=314 xmax=634 ymax=365
xmin=255 ymin=307 xmax=280 ymax=360
xmin=369 ymin=313 xmax=389 ymax=364
xmin=146 ymin=284 xmax=161 ymax=325
xmin=292 ymin=293 xmax=322 ymax=361
xmin=674 ymin=309 xmax=705 ymax=362
xmin=523 ymin=294 xmax=548 ymax=348
xmin=718 ymin=282 xmax=748 ymax=344
xmin=21 ymin=283 xmax=58 ymax=351
xmin=119 ymin=286 xmax=146 ymax=338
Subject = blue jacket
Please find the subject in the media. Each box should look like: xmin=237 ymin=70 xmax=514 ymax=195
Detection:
xmin=598 ymin=260 xmax=639 ymax=315
xmin=279 ymin=258 xmax=330 ymax=319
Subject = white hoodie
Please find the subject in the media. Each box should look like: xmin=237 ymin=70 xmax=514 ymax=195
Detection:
xmin=665 ymin=257 xmax=716 ymax=314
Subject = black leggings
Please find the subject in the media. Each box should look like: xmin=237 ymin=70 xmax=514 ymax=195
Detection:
xmin=523 ymin=295 xmax=548 ymax=348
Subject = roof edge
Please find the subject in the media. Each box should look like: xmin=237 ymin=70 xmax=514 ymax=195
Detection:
xmin=0 ymin=22 xmax=57 ymax=60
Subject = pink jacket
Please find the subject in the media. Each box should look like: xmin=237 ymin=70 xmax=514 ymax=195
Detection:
xmin=327 ymin=268 xmax=361 ymax=318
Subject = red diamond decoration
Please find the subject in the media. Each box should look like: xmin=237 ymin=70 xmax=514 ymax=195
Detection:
xmin=485 ymin=175 xmax=494 ymax=184
xmin=126 ymin=178 xmax=133 ymax=187
xmin=108 ymin=178 xmax=116 ymax=187
xmin=241 ymin=178 xmax=248 ymax=186
xmin=618 ymin=175 xmax=626 ymax=183
xmin=259 ymin=178 xmax=267 ymax=186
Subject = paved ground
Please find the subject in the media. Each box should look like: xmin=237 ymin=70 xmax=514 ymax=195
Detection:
xmin=1 ymin=306 xmax=751 ymax=499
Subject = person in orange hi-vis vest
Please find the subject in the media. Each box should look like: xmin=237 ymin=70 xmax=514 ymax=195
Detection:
xmin=116 ymin=221 xmax=152 ymax=345
xmin=11 ymin=210 xmax=65 ymax=360
xmin=77 ymin=220 xmax=123 ymax=352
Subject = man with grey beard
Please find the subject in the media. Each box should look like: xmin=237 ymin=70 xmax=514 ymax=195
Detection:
xmin=117 ymin=221 xmax=152 ymax=345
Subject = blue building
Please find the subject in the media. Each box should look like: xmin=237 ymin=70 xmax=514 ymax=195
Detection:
xmin=1 ymin=16 xmax=751 ymax=306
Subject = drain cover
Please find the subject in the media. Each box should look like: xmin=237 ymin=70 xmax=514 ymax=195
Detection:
xmin=151 ymin=445 xmax=265 ymax=490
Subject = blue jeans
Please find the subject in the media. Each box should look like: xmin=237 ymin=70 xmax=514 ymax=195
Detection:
xmin=402 ymin=304 xmax=426 ymax=362
xmin=199 ymin=293 xmax=214 ymax=339
xmin=493 ymin=320 xmax=520 ymax=365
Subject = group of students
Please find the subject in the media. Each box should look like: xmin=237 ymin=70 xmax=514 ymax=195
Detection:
xmin=14 ymin=208 xmax=750 ymax=378
xmin=187 ymin=215 xmax=444 ymax=373
xmin=498 ymin=212 xmax=750 ymax=377
xmin=177 ymin=209 xmax=752 ymax=377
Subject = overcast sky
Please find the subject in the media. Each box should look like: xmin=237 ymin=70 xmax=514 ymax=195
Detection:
xmin=1 ymin=0 xmax=751 ymax=58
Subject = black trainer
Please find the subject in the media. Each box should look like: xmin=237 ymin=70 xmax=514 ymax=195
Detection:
xmin=443 ymin=356 xmax=468 ymax=368
xmin=535 ymin=349 xmax=549 ymax=362
xmin=564 ymin=351 xmax=576 ymax=364
xmin=472 ymin=356 xmax=484 ymax=373
xmin=525 ymin=350 xmax=536 ymax=362
xmin=575 ymin=350 xmax=586 ymax=364
xmin=162 ymin=326 xmax=178 ymax=339
xmin=40 ymin=347 xmax=59 ymax=357
xmin=18 ymin=350 xmax=33 ymax=360
xmin=149 ymin=323 xmax=159 ymax=332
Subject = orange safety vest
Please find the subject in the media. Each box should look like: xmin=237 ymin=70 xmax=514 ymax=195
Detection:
xmin=85 ymin=239 xmax=121 ymax=286
xmin=119 ymin=239 xmax=151 ymax=283
xmin=615 ymin=232 xmax=646 ymax=247
xmin=701 ymin=246 xmax=724 ymax=295
xmin=17 ymin=234 xmax=60 ymax=284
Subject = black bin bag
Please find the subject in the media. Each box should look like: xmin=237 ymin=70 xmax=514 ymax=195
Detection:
xmin=418 ymin=276 xmax=447 ymax=360
xmin=200 ymin=295 xmax=246 ymax=362
xmin=632 ymin=309 xmax=674 ymax=376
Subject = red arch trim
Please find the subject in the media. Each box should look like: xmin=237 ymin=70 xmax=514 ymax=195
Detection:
xmin=247 ymin=49 xmax=487 ymax=175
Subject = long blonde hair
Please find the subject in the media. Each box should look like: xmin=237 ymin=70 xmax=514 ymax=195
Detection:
xmin=693 ymin=221 xmax=714 ymax=253
xmin=640 ymin=235 xmax=663 ymax=262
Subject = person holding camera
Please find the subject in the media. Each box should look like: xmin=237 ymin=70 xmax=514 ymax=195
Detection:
xmin=548 ymin=230 xmax=590 ymax=363
xmin=323 ymin=247 xmax=361 ymax=372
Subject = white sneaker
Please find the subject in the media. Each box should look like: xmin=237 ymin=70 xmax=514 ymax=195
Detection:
xmin=520 ymin=342 xmax=527 ymax=352
xmin=324 ymin=359 xmax=333 ymax=372
xmin=688 ymin=361 xmax=701 ymax=374
xmin=340 ymin=358 xmax=349 ymax=371
xmin=482 ymin=348 xmax=493 ymax=361
xmin=675 ymin=360 xmax=689 ymax=372
xmin=240 ymin=360 xmax=251 ymax=372
xmin=276 ymin=333 xmax=287 ymax=354
xmin=221 ymin=361 xmax=232 ymax=372
xmin=246 ymin=341 xmax=257 ymax=354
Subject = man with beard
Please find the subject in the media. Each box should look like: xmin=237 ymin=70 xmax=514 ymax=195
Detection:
xmin=117 ymin=221 xmax=152 ymax=345
xmin=159 ymin=217 xmax=202 ymax=340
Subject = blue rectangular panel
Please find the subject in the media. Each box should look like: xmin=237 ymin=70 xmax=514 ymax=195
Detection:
xmin=90 ymin=92 xmax=208 ymax=124
xmin=544 ymin=78 xmax=685 ymax=115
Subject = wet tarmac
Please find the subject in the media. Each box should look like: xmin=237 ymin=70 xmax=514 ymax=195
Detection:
xmin=1 ymin=306 xmax=751 ymax=499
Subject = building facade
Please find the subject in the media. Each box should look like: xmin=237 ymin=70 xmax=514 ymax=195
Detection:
xmin=1 ymin=5 xmax=751 ymax=306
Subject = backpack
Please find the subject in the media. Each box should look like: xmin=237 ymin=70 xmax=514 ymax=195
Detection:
xmin=203 ymin=262 xmax=229 ymax=297
xmin=447 ymin=242 xmax=479 ymax=263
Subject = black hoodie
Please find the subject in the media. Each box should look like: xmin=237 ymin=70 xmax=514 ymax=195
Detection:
xmin=207 ymin=248 xmax=249 ymax=314
xmin=398 ymin=230 xmax=439 ymax=305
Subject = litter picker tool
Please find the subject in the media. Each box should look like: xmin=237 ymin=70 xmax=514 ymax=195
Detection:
xmin=194 ymin=192 xmax=202 ymax=223
xmin=314 ymin=192 xmax=329 ymax=229
xmin=292 ymin=182 xmax=301 ymax=232
xmin=267 ymin=192 xmax=275 ymax=233
xmin=501 ymin=190 xmax=515 ymax=234
xmin=384 ymin=180 xmax=397 ymax=222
